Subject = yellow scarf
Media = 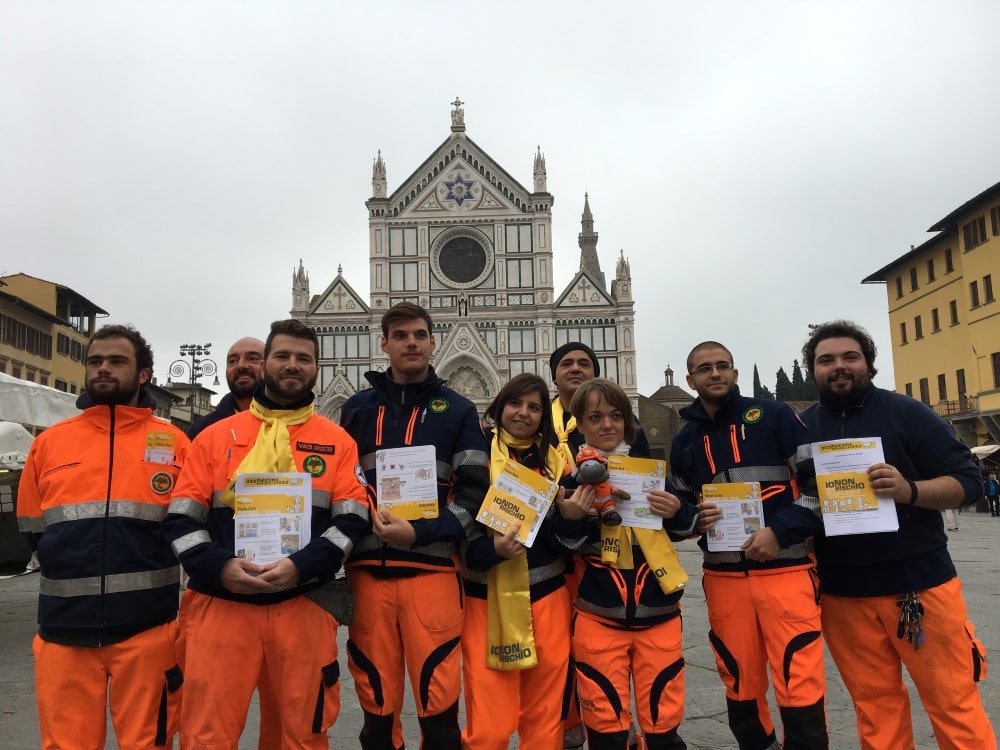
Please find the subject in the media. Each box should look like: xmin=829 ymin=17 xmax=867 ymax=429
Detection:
xmin=551 ymin=396 xmax=577 ymax=468
xmin=485 ymin=429 xmax=565 ymax=670
xmin=219 ymin=399 xmax=314 ymax=509
xmin=599 ymin=482 xmax=688 ymax=595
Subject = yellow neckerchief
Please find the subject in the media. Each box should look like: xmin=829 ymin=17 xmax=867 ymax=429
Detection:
xmin=219 ymin=399 xmax=314 ymax=509
xmin=485 ymin=428 xmax=563 ymax=671
xmin=597 ymin=445 xmax=688 ymax=596
xmin=551 ymin=396 xmax=577 ymax=468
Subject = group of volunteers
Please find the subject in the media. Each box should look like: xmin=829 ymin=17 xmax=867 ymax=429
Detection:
xmin=16 ymin=301 xmax=995 ymax=750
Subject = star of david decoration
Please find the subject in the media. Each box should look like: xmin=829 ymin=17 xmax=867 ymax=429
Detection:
xmin=443 ymin=175 xmax=475 ymax=207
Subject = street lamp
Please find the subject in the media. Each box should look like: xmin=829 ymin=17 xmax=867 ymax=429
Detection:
xmin=169 ymin=343 xmax=219 ymax=424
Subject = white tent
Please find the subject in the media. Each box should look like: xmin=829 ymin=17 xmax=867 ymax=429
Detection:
xmin=0 ymin=371 xmax=80 ymax=428
xmin=971 ymin=445 xmax=1000 ymax=460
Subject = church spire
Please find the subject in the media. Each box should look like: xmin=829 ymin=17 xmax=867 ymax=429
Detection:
xmin=578 ymin=193 xmax=605 ymax=288
xmin=533 ymin=146 xmax=547 ymax=193
xmin=611 ymin=250 xmax=632 ymax=302
xmin=372 ymin=150 xmax=387 ymax=198
xmin=292 ymin=259 xmax=311 ymax=313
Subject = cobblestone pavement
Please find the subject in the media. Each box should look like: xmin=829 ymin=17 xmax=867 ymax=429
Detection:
xmin=2 ymin=510 xmax=997 ymax=748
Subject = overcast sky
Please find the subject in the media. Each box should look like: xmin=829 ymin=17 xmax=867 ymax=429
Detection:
xmin=3 ymin=1 xmax=999 ymax=399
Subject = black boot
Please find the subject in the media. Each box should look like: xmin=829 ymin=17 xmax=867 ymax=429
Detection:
xmin=726 ymin=698 xmax=780 ymax=750
xmin=779 ymin=699 xmax=828 ymax=750
xmin=359 ymin=710 xmax=399 ymax=750
xmin=416 ymin=701 xmax=461 ymax=750
xmin=645 ymin=728 xmax=688 ymax=749
xmin=586 ymin=728 xmax=631 ymax=750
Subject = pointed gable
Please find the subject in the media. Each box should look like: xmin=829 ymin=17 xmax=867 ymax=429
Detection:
xmin=387 ymin=134 xmax=535 ymax=219
xmin=554 ymin=269 xmax=614 ymax=309
xmin=310 ymin=274 xmax=370 ymax=316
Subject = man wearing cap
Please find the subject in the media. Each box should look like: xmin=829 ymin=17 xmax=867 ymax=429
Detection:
xmin=548 ymin=341 xmax=651 ymax=750
xmin=549 ymin=341 xmax=651 ymax=466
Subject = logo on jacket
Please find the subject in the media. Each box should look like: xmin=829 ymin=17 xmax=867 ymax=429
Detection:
xmin=743 ymin=407 xmax=763 ymax=424
xmin=428 ymin=397 xmax=449 ymax=414
xmin=303 ymin=455 xmax=326 ymax=477
xmin=354 ymin=464 xmax=368 ymax=486
xmin=150 ymin=472 xmax=174 ymax=495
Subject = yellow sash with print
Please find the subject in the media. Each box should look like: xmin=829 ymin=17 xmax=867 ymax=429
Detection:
xmin=485 ymin=429 xmax=563 ymax=670
xmin=219 ymin=400 xmax=314 ymax=509
xmin=551 ymin=397 xmax=577 ymax=468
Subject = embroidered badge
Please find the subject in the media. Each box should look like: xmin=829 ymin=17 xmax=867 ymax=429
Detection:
xmin=743 ymin=407 xmax=763 ymax=424
xmin=429 ymin=397 xmax=449 ymax=414
xmin=150 ymin=472 xmax=174 ymax=495
xmin=303 ymin=455 xmax=327 ymax=477
xmin=354 ymin=464 xmax=368 ymax=487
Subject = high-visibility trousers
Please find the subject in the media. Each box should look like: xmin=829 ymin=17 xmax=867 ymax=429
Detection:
xmin=703 ymin=568 xmax=825 ymax=742
xmin=461 ymin=586 xmax=572 ymax=750
xmin=178 ymin=591 xmax=341 ymax=750
xmin=33 ymin=621 xmax=181 ymax=750
xmin=571 ymin=611 xmax=685 ymax=736
xmin=346 ymin=569 xmax=464 ymax=732
xmin=822 ymin=577 xmax=995 ymax=750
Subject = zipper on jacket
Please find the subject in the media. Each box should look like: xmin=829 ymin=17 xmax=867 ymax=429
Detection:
xmin=98 ymin=405 xmax=117 ymax=642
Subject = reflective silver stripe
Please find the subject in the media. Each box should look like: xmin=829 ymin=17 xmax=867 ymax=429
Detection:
xmin=447 ymin=503 xmax=476 ymax=534
xmin=211 ymin=490 xmax=226 ymax=508
xmin=172 ymin=530 xmax=212 ymax=556
xmin=168 ymin=498 xmax=210 ymax=523
xmin=17 ymin=514 xmax=45 ymax=533
xmin=635 ymin=602 xmax=681 ymax=618
xmin=462 ymin=558 xmax=565 ymax=586
xmin=575 ymin=598 xmax=680 ymax=621
xmin=43 ymin=501 xmax=168 ymax=524
xmin=703 ymin=542 xmax=810 ymax=565
xmin=554 ymin=532 xmax=587 ymax=551
xmin=795 ymin=494 xmax=821 ymax=514
xmin=322 ymin=527 xmax=353 ymax=557
xmin=312 ymin=489 xmax=331 ymax=510
xmin=670 ymin=475 xmax=693 ymax=493
xmin=575 ymin=599 xmax=625 ymax=619
xmin=453 ymin=449 xmax=488 ymax=469
xmin=437 ymin=460 xmax=452 ymax=481
xmin=789 ymin=444 xmax=813 ymax=474
xmin=359 ymin=452 xmax=377 ymax=471
xmin=333 ymin=499 xmax=370 ymax=521
xmin=40 ymin=566 xmax=180 ymax=597
xmin=674 ymin=512 xmax=699 ymax=538
xmin=352 ymin=534 xmax=455 ymax=559
xmin=718 ymin=466 xmax=790 ymax=484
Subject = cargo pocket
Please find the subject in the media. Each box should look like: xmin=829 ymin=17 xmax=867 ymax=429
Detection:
xmin=311 ymin=659 xmax=341 ymax=733
xmin=966 ymin=622 xmax=987 ymax=683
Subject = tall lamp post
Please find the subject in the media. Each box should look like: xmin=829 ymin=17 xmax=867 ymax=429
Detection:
xmin=169 ymin=343 xmax=219 ymax=425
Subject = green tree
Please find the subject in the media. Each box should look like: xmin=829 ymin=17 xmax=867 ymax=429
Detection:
xmin=753 ymin=364 xmax=775 ymax=399
xmin=775 ymin=366 xmax=794 ymax=401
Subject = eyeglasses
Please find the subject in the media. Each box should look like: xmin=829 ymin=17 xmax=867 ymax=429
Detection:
xmin=689 ymin=362 xmax=733 ymax=376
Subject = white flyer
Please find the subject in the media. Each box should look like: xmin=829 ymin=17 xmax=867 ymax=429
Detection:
xmin=703 ymin=482 xmax=765 ymax=552
xmin=811 ymin=437 xmax=899 ymax=536
xmin=375 ymin=445 xmax=439 ymax=520
xmin=606 ymin=455 xmax=667 ymax=530
xmin=233 ymin=473 xmax=312 ymax=565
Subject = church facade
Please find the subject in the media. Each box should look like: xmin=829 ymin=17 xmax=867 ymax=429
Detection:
xmin=291 ymin=101 xmax=640 ymax=421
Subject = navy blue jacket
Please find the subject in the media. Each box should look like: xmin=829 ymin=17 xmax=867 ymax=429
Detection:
xmin=800 ymin=385 xmax=983 ymax=597
xmin=339 ymin=367 xmax=490 ymax=575
xmin=670 ymin=387 xmax=822 ymax=573
xmin=187 ymin=392 xmax=241 ymax=440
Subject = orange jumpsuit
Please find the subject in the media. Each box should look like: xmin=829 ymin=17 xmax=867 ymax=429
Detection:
xmin=165 ymin=403 xmax=369 ymax=750
xmin=17 ymin=399 xmax=189 ymax=749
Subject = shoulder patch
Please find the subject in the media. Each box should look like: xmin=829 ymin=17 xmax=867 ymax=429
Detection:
xmin=428 ymin=397 xmax=449 ymax=414
xmin=150 ymin=471 xmax=174 ymax=495
xmin=743 ymin=407 xmax=763 ymax=424
xmin=354 ymin=464 xmax=368 ymax=487
xmin=303 ymin=455 xmax=327 ymax=477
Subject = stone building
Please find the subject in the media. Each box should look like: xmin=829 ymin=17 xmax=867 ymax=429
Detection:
xmin=292 ymin=101 xmax=640 ymax=421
